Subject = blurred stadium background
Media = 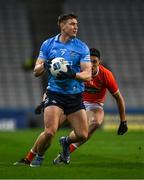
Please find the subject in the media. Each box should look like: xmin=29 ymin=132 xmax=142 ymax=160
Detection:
xmin=0 ymin=0 xmax=144 ymax=131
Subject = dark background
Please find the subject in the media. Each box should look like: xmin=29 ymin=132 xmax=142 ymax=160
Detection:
xmin=0 ymin=0 xmax=144 ymax=129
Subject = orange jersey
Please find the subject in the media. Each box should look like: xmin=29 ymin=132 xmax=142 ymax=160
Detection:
xmin=83 ymin=65 xmax=118 ymax=104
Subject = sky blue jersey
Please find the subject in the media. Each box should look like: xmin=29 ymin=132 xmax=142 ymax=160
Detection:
xmin=38 ymin=34 xmax=90 ymax=94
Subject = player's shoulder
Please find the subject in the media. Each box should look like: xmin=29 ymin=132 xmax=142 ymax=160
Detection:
xmin=42 ymin=35 xmax=56 ymax=46
xmin=73 ymin=38 xmax=89 ymax=52
xmin=99 ymin=65 xmax=113 ymax=75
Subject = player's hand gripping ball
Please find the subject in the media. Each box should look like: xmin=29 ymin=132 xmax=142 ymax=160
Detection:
xmin=50 ymin=57 xmax=68 ymax=77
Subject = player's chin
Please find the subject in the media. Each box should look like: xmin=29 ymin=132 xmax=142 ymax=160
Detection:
xmin=70 ymin=33 xmax=77 ymax=38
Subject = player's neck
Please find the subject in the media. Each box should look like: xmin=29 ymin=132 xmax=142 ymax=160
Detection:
xmin=92 ymin=66 xmax=99 ymax=77
xmin=59 ymin=34 xmax=73 ymax=43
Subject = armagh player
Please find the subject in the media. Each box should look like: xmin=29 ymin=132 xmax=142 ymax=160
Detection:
xmin=53 ymin=48 xmax=128 ymax=164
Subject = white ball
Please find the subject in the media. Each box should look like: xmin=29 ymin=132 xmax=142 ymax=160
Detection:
xmin=50 ymin=57 xmax=68 ymax=77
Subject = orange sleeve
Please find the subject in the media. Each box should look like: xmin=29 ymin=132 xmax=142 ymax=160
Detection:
xmin=104 ymin=69 xmax=119 ymax=94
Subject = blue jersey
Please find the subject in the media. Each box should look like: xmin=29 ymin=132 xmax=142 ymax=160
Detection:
xmin=38 ymin=34 xmax=90 ymax=94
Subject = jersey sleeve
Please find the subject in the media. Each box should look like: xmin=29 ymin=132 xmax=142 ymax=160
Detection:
xmin=38 ymin=40 xmax=49 ymax=60
xmin=80 ymin=44 xmax=90 ymax=63
xmin=104 ymin=69 xmax=119 ymax=94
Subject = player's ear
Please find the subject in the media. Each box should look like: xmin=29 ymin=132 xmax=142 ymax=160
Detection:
xmin=59 ymin=22 xmax=65 ymax=30
xmin=99 ymin=59 xmax=102 ymax=65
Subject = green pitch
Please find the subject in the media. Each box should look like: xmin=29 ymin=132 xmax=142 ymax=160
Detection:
xmin=0 ymin=129 xmax=144 ymax=179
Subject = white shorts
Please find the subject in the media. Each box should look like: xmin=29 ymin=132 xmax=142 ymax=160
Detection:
xmin=84 ymin=101 xmax=104 ymax=125
xmin=84 ymin=101 xmax=104 ymax=111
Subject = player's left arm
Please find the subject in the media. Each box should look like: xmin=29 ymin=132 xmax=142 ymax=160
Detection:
xmin=75 ymin=61 xmax=92 ymax=82
xmin=113 ymin=91 xmax=128 ymax=135
xmin=106 ymin=69 xmax=128 ymax=135
xmin=76 ymin=46 xmax=92 ymax=82
xmin=57 ymin=61 xmax=92 ymax=81
xmin=113 ymin=91 xmax=126 ymax=123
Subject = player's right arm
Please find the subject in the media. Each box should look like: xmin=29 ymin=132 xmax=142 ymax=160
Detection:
xmin=33 ymin=58 xmax=45 ymax=77
xmin=33 ymin=40 xmax=51 ymax=77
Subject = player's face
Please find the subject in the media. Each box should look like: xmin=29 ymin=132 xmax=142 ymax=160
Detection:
xmin=61 ymin=18 xmax=78 ymax=37
xmin=90 ymin=56 xmax=100 ymax=74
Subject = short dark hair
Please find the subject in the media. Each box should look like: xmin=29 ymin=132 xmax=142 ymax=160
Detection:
xmin=90 ymin=48 xmax=101 ymax=58
xmin=57 ymin=13 xmax=78 ymax=26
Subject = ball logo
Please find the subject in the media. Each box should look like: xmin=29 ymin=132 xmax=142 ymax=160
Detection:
xmin=53 ymin=62 xmax=61 ymax=71
xmin=50 ymin=57 xmax=68 ymax=77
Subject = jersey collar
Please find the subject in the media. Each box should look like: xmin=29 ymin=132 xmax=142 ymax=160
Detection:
xmin=55 ymin=34 xmax=75 ymax=43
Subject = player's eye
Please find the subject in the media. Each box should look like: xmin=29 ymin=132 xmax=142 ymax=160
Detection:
xmin=91 ymin=60 xmax=98 ymax=63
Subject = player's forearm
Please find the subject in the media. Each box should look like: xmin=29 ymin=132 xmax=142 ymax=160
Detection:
xmin=75 ymin=71 xmax=91 ymax=82
xmin=116 ymin=95 xmax=126 ymax=122
xmin=33 ymin=63 xmax=45 ymax=77
xmin=75 ymin=62 xmax=91 ymax=81
xmin=118 ymin=101 xmax=126 ymax=122
xmin=113 ymin=91 xmax=126 ymax=122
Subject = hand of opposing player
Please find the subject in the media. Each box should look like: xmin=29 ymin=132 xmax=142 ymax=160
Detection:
xmin=57 ymin=65 xmax=76 ymax=79
xmin=117 ymin=121 xmax=128 ymax=135
xmin=34 ymin=101 xmax=45 ymax=114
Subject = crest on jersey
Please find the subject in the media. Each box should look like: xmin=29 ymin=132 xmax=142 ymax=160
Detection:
xmin=70 ymin=51 xmax=76 ymax=57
